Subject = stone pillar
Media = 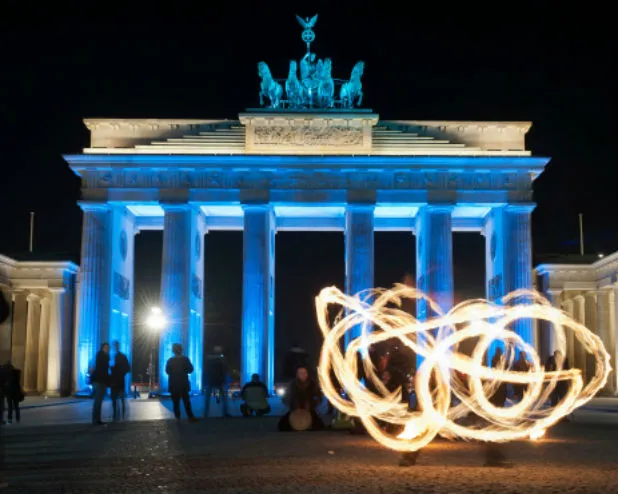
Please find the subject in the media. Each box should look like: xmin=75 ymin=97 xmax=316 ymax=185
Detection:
xmin=595 ymin=289 xmax=615 ymax=393
xmin=572 ymin=295 xmax=588 ymax=379
xmin=108 ymin=205 xmax=136 ymax=390
xmin=0 ymin=288 xmax=12 ymax=364
xmin=241 ymin=205 xmax=275 ymax=391
xmin=37 ymin=295 xmax=51 ymax=393
xmin=543 ymin=289 xmax=562 ymax=359
xmin=344 ymin=204 xmax=375 ymax=346
xmin=415 ymin=205 xmax=453 ymax=367
xmin=24 ymin=293 xmax=41 ymax=393
xmin=46 ymin=288 xmax=67 ymax=396
xmin=503 ymin=205 xmax=535 ymax=346
xmin=75 ymin=204 xmax=111 ymax=393
xmin=562 ymin=298 xmax=576 ymax=367
xmin=188 ymin=208 xmax=206 ymax=392
xmin=11 ymin=292 xmax=27 ymax=381
xmin=160 ymin=204 xmax=192 ymax=392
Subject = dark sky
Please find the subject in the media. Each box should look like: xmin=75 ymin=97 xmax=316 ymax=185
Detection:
xmin=1 ymin=7 xmax=616 ymax=377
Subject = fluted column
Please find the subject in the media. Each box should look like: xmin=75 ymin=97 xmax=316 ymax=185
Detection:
xmin=188 ymin=209 xmax=206 ymax=392
xmin=415 ymin=205 xmax=453 ymax=367
xmin=562 ymin=298 xmax=576 ymax=366
xmin=344 ymin=204 xmax=375 ymax=346
xmin=11 ymin=292 xmax=27 ymax=381
xmin=573 ymin=295 xmax=587 ymax=379
xmin=0 ymin=289 xmax=12 ymax=364
xmin=46 ymin=288 xmax=67 ymax=396
xmin=24 ymin=293 xmax=41 ymax=393
xmin=241 ymin=204 xmax=275 ymax=391
xmin=160 ymin=204 xmax=192 ymax=392
xmin=75 ymin=204 xmax=111 ymax=393
xmin=543 ymin=289 xmax=562 ymax=359
xmin=504 ymin=205 xmax=535 ymax=346
xmin=37 ymin=295 xmax=51 ymax=393
xmin=600 ymin=288 xmax=618 ymax=393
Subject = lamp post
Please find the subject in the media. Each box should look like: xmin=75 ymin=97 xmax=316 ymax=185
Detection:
xmin=145 ymin=306 xmax=166 ymax=395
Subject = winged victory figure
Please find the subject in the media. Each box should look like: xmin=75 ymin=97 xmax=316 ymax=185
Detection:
xmin=296 ymin=14 xmax=318 ymax=29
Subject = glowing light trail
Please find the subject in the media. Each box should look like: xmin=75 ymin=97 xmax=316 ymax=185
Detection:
xmin=315 ymin=285 xmax=611 ymax=452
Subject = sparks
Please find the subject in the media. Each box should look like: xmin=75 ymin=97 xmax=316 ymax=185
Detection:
xmin=315 ymin=285 xmax=611 ymax=452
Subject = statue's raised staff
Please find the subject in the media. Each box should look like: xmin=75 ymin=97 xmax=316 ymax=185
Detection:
xmin=340 ymin=61 xmax=365 ymax=109
xmin=258 ymin=62 xmax=283 ymax=109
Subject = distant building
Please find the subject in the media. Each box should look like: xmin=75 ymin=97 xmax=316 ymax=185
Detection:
xmin=0 ymin=254 xmax=78 ymax=396
xmin=535 ymin=251 xmax=618 ymax=394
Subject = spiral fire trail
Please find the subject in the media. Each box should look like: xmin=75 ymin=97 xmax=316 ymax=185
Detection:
xmin=315 ymin=285 xmax=612 ymax=452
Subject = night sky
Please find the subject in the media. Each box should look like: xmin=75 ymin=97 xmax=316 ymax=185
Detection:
xmin=1 ymin=7 xmax=615 ymax=379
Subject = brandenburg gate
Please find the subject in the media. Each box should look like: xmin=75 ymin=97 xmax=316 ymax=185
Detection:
xmin=64 ymin=16 xmax=549 ymax=394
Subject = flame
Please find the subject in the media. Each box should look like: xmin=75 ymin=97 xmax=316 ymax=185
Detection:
xmin=315 ymin=285 xmax=611 ymax=452
xmin=529 ymin=428 xmax=546 ymax=440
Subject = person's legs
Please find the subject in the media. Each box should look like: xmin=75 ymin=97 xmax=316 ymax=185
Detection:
xmin=310 ymin=410 xmax=325 ymax=430
xmin=110 ymin=388 xmax=119 ymax=421
xmin=92 ymin=383 xmax=105 ymax=424
xmin=121 ymin=393 xmax=126 ymax=418
xmin=181 ymin=390 xmax=194 ymax=419
xmin=240 ymin=403 xmax=251 ymax=416
xmin=255 ymin=405 xmax=271 ymax=417
xmin=171 ymin=392 xmax=181 ymax=419
xmin=12 ymin=400 xmax=19 ymax=424
xmin=278 ymin=412 xmax=293 ymax=431
xmin=6 ymin=400 xmax=12 ymax=424
xmin=219 ymin=386 xmax=229 ymax=416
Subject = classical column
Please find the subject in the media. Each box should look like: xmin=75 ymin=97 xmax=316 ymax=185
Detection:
xmin=0 ymin=289 xmax=12 ymax=364
xmin=241 ymin=204 xmax=275 ymax=392
xmin=37 ymin=295 xmax=51 ymax=393
xmin=572 ymin=295 xmax=588 ymax=379
xmin=188 ymin=209 xmax=206 ymax=392
xmin=543 ymin=289 xmax=562 ymax=359
xmin=415 ymin=205 xmax=453 ymax=367
xmin=503 ymin=205 xmax=535 ymax=346
xmin=24 ymin=293 xmax=41 ymax=393
xmin=75 ymin=204 xmax=111 ymax=393
xmin=562 ymin=298 xmax=576 ymax=366
xmin=46 ymin=288 xmax=67 ymax=396
xmin=11 ymin=292 xmax=27 ymax=380
xmin=344 ymin=204 xmax=375 ymax=346
xmin=160 ymin=204 xmax=192 ymax=392
xmin=595 ymin=289 xmax=615 ymax=393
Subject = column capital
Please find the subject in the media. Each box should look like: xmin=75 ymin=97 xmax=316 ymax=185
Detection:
xmin=422 ymin=203 xmax=455 ymax=213
xmin=504 ymin=203 xmax=536 ymax=214
xmin=78 ymin=201 xmax=109 ymax=213
xmin=26 ymin=292 xmax=40 ymax=303
xmin=346 ymin=203 xmax=375 ymax=212
xmin=160 ymin=202 xmax=190 ymax=212
xmin=242 ymin=203 xmax=273 ymax=213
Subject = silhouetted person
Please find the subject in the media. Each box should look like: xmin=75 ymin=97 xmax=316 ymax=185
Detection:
xmin=0 ymin=363 xmax=7 ymax=425
xmin=282 ymin=343 xmax=309 ymax=381
xmin=110 ymin=341 xmax=131 ymax=421
xmin=278 ymin=366 xmax=324 ymax=431
xmin=165 ymin=343 xmax=196 ymax=421
xmin=240 ymin=374 xmax=270 ymax=417
xmin=513 ymin=350 xmax=531 ymax=401
xmin=546 ymin=350 xmax=570 ymax=409
xmin=0 ymin=291 xmax=9 ymax=489
xmin=3 ymin=363 xmax=22 ymax=425
xmin=484 ymin=347 xmax=510 ymax=467
xmin=204 ymin=346 xmax=229 ymax=417
xmin=91 ymin=343 xmax=110 ymax=425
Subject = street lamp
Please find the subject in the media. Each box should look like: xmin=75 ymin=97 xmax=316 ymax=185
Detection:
xmin=146 ymin=307 xmax=167 ymax=394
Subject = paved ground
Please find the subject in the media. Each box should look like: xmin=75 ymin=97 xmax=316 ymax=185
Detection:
xmin=1 ymin=398 xmax=618 ymax=493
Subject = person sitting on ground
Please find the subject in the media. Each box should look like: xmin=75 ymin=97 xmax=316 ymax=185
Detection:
xmin=240 ymin=373 xmax=271 ymax=417
xmin=278 ymin=366 xmax=324 ymax=431
xmin=165 ymin=343 xmax=196 ymax=422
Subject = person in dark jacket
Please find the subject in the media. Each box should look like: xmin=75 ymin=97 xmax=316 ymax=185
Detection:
xmin=204 ymin=346 xmax=229 ymax=418
xmin=91 ymin=343 xmax=110 ymax=425
xmin=165 ymin=343 xmax=196 ymax=421
xmin=546 ymin=350 xmax=570 ymax=407
xmin=512 ymin=350 xmax=531 ymax=401
xmin=240 ymin=373 xmax=270 ymax=417
xmin=3 ymin=363 xmax=23 ymax=425
xmin=278 ymin=366 xmax=324 ymax=431
xmin=110 ymin=341 xmax=131 ymax=421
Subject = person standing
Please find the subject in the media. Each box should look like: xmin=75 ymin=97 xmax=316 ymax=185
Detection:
xmin=110 ymin=341 xmax=131 ymax=421
xmin=204 ymin=346 xmax=229 ymax=418
xmin=91 ymin=343 xmax=110 ymax=425
xmin=165 ymin=343 xmax=196 ymax=421
xmin=0 ymin=291 xmax=9 ymax=489
xmin=512 ymin=350 xmax=531 ymax=402
xmin=4 ymin=363 xmax=23 ymax=425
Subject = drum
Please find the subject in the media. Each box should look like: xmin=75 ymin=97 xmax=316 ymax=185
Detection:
xmin=289 ymin=408 xmax=312 ymax=431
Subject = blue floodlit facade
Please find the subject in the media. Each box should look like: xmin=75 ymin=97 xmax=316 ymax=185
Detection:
xmin=64 ymin=112 xmax=549 ymax=394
